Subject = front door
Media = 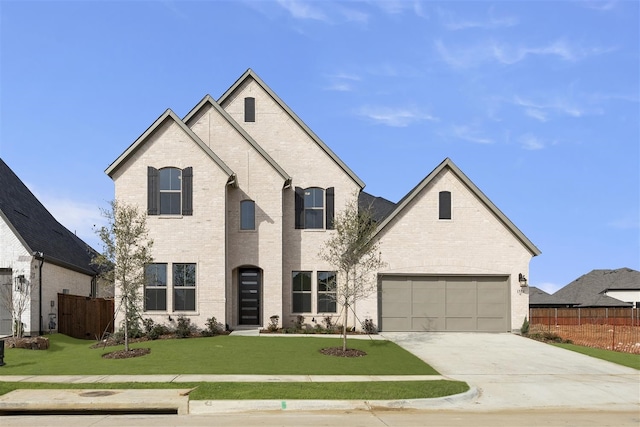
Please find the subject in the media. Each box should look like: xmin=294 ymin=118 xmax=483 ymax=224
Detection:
xmin=238 ymin=268 xmax=261 ymax=325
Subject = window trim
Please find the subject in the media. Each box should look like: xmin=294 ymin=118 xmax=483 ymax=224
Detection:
xmin=244 ymin=97 xmax=255 ymax=122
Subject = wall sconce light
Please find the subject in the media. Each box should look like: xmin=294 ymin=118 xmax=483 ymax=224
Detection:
xmin=518 ymin=273 xmax=528 ymax=287
xmin=14 ymin=275 xmax=25 ymax=291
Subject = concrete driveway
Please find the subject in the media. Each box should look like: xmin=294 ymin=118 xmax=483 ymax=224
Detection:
xmin=382 ymin=332 xmax=640 ymax=411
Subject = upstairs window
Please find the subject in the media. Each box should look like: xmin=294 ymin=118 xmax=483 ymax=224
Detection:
xmin=148 ymin=166 xmax=193 ymax=216
xmin=439 ymin=191 xmax=451 ymax=220
xmin=240 ymin=200 xmax=256 ymax=230
xmin=244 ymin=97 xmax=255 ymax=122
xmin=294 ymin=187 xmax=334 ymax=230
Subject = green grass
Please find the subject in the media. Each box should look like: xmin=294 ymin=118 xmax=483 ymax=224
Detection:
xmin=0 ymin=334 xmax=437 ymax=375
xmin=553 ymin=343 xmax=640 ymax=370
xmin=0 ymin=380 xmax=469 ymax=400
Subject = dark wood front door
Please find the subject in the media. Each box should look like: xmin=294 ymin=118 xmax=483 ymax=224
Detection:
xmin=239 ymin=268 xmax=261 ymax=325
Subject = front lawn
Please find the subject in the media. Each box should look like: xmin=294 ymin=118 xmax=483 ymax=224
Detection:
xmin=0 ymin=334 xmax=438 ymax=375
xmin=0 ymin=380 xmax=469 ymax=400
xmin=553 ymin=343 xmax=640 ymax=370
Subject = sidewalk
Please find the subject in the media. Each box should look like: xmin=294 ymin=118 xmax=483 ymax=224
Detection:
xmin=0 ymin=374 xmax=477 ymax=415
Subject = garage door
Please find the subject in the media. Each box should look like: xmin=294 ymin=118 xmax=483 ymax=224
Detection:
xmin=380 ymin=276 xmax=509 ymax=332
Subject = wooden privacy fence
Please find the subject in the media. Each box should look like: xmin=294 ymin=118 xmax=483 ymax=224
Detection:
xmin=529 ymin=307 xmax=639 ymax=327
xmin=58 ymin=293 xmax=114 ymax=340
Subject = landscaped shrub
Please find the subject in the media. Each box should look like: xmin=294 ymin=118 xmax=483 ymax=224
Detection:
xmin=202 ymin=316 xmax=224 ymax=336
xmin=521 ymin=317 xmax=530 ymax=335
xmin=175 ymin=315 xmax=197 ymax=338
xmin=293 ymin=315 xmax=304 ymax=331
xmin=149 ymin=324 xmax=169 ymax=340
xmin=361 ymin=318 xmax=377 ymax=334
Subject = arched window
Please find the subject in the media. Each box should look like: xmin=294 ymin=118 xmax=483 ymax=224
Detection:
xmin=294 ymin=187 xmax=334 ymax=229
xmin=147 ymin=166 xmax=193 ymax=216
xmin=240 ymin=200 xmax=256 ymax=230
xmin=439 ymin=191 xmax=451 ymax=220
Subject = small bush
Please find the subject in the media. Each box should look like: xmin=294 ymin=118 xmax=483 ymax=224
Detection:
xmin=148 ymin=324 xmax=169 ymax=340
xmin=292 ymin=315 xmax=304 ymax=331
xmin=175 ymin=315 xmax=197 ymax=338
xmin=202 ymin=317 xmax=224 ymax=336
xmin=362 ymin=318 xmax=377 ymax=334
xmin=521 ymin=317 xmax=530 ymax=335
xmin=323 ymin=316 xmax=334 ymax=330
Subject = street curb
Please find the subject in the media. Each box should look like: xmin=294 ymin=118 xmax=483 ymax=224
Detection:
xmin=188 ymin=386 xmax=480 ymax=414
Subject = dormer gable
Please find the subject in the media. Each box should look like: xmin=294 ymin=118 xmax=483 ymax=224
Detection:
xmin=218 ymin=69 xmax=365 ymax=190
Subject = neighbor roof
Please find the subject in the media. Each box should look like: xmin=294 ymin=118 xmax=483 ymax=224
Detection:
xmin=551 ymin=268 xmax=638 ymax=308
xmin=372 ymin=157 xmax=541 ymax=256
xmin=0 ymin=158 xmax=97 ymax=276
xmin=218 ymin=69 xmax=366 ymax=189
xmin=358 ymin=191 xmax=396 ymax=223
xmin=529 ymin=286 xmax=574 ymax=307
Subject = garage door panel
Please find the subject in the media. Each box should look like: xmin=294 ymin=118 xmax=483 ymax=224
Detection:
xmin=381 ymin=275 xmax=510 ymax=332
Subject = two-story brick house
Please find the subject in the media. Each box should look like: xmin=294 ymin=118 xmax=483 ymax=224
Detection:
xmin=106 ymin=69 xmax=540 ymax=333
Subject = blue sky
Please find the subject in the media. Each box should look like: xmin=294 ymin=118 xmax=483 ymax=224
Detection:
xmin=1 ymin=1 xmax=638 ymax=293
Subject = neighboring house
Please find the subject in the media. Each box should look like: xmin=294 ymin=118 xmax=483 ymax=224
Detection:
xmin=0 ymin=158 xmax=100 ymax=336
xmin=106 ymin=69 xmax=540 ymax=333
xmin=531 ymin=268 xmax=640 ymax=308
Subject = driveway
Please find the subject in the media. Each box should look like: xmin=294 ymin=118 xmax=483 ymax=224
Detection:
xmin=382 ymin=332 xmax=640 ymax=411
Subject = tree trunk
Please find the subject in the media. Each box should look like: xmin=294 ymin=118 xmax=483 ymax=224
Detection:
xmin=123 ymin=293 xmax=129 ymax=352
xmin=342 ymin=303 xmax=348 ymax=351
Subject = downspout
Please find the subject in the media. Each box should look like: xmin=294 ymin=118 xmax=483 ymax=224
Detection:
xmin=33 ymin=252 xmax=44 ymax=336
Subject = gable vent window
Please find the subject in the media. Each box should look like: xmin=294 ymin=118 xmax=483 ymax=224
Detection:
xmin=148 ymin=166 xmax=193 ymax=216
xmin=439 ymin=191 xmax=452 ymax=220
xmin=295 ymin=187 xmax=334 ymax=230
xmin=244 ymin=97 xmax=255 ymax=122
xmin=240 ymin=200 xmax=256 ymax=230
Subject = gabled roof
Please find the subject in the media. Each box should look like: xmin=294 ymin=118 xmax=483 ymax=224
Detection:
xmin=373 ymin=157 xmax=541 ymax=256
xmin=0 ymin=158 xmax=97 ymax=276
xmin=529 ymin=286 xmax=574 ymax=307
xmin=105 ymin=109 xmax=236 ymax=185
xmin=358 ymin=191 xmax=396 ymax=223
xmin=182 ymin=94 xmax=292 ymax=187
xmin=218 ymin=69 xmax=365 ymax=189
xmin=551 ymin=268 xmax=638 ymax=308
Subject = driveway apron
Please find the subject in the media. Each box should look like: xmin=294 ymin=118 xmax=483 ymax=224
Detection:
xmin=383 ymin=332 xmax=639 ymax=411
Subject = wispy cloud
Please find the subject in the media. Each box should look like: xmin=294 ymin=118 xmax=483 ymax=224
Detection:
xmin=357 ymin=105 xmax=438 ymax=127
xmin=519 ymin=134 xmax=545 ymax=150
xmin=324 ymin=72 xmax=361 ymax=92
xmin=435 ymin=38 xmax=615 ymax=69
xmin=438 ymin=7 xmax=518 ymax=30
xmin=534 ymin=282 xmax=562 ymax=294
xmin=607 ymin=214 xmax=640 ymax=230
xmin=582 ymin=1 xmax=617 ymax=11
xmin=374 ymin=0 xmax=429 ymax=18
xmin=451 ymin=124 xmax=494 ymax=144
xmin=276 ymin=0 xmax=328 ymax=22
xmin=514 ymin=96 xmax=603 ymax=120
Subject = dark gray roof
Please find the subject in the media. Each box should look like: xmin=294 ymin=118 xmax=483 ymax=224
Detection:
xmin=358 ymin=191 xmax=396 ymax=223
xmin=529 ymin=286 xmax=574 ymax=307
xmin=0 ymin=158 xmax=97 ymax=276
xmin=547 ymin=268 xmax=638 ymax=308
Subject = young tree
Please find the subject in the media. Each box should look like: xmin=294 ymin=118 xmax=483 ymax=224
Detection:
xmin=0 ymin=270 xmax=30 ymax=338
xmin=319 ymin=194 xmax=385 ymax=351
xmin=93 ymin=200 xmax=153 ymax=351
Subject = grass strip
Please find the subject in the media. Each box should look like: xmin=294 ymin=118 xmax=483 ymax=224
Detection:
xmin=1 ymin=334 xmax=437 ymax=375
xmin=0 ymin=381 xmax=469 ymax=400
xmin=553 ymin=343 xmax=640 ymax=370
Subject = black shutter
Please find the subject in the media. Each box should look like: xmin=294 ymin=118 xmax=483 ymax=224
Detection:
xmin=182 ymin=167 xmax=193 ymax=216
xmin=147 ymin=167 xmax=158 ymax=215
xmin=439 ymin=191 xmax=451 ymax=220
xmin=325 ymin=187 xmax=334 ymax=230
xmin=244 ymin=97 xmax=255 ymax=122
xmin=295 ymin=187 xmax=304 ymax=229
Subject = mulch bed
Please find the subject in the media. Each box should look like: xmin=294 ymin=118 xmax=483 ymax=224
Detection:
xmin=320 ymin=347 xmax=367 ymax=357
xmin=101 ymin=348 xmax=151 ymax=359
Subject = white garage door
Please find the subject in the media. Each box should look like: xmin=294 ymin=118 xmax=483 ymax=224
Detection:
xmin=380 ymin=276 xmax=510 ymax=332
